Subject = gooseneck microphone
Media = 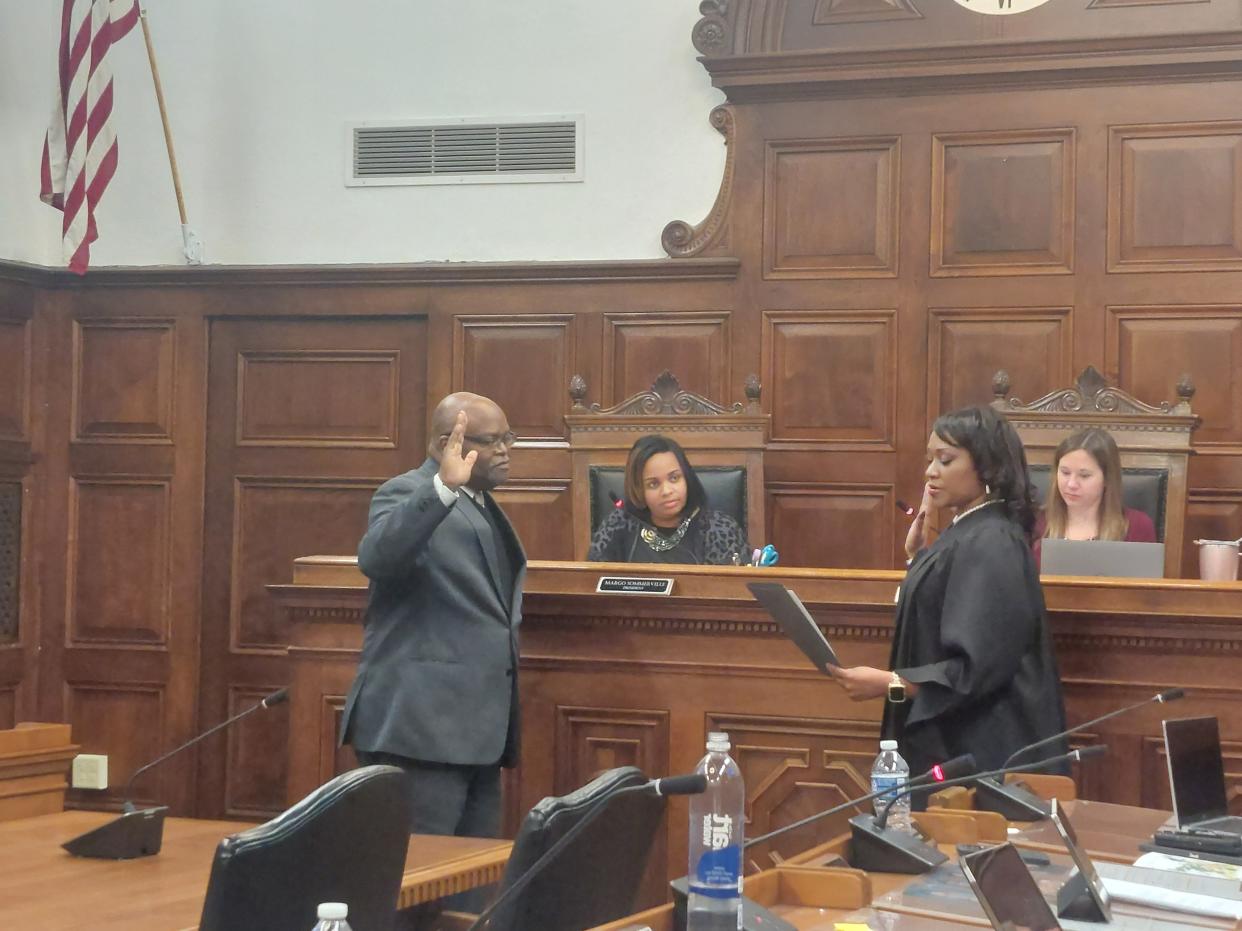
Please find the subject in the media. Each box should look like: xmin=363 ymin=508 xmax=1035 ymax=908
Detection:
xmin=1001 ymin=689 xmax=1182 ymax=772
xmin=850 ymin=745 xmax=1108 ymax=874
xmin=62 ymin=686 xmax=290 ymax=860
xmin=465 ymin=773 xmax=706 ymax=931
xmin=877 ymin=745 xmax=1106 ymax=830
xmin=122 ymin=687 xmax=290 ymax=811
xmin=978 ymin=688 xmax=1183 ymax=822
xmin=744 ymin=753 xmax=977 ymax=851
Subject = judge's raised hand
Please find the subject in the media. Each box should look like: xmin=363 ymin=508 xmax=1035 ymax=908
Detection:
xmin=904 ymin=483 xmax=934 ymax=561
xmin=829 ymin=665 xmax=891 ymax=702
xmin=438 ymin=411 xmax=478 ymax=490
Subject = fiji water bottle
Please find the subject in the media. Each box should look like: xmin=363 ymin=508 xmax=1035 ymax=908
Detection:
xmin=871 ymin=739 xmax=913 ymax=834
xmin=687 ymin=731 xmax=745 ymax=931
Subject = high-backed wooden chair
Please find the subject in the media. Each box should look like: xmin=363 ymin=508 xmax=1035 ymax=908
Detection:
xmin=991 ymin=365 xmax=1200 ymax=577
xmin=565 ymin=371 xmax=769 ymax=561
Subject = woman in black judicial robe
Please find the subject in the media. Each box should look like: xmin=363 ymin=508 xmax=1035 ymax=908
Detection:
xmin=831 ymin=406 xmax=1068 ymax=780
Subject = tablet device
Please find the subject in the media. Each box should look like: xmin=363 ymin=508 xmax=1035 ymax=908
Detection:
xmin=746 ymin=582 xmax=840 ymax=674
xmin=1050 ymin=798 xmax=1112 ymax=922
xmin=959 ymin=842 xmax=1062 ymax=931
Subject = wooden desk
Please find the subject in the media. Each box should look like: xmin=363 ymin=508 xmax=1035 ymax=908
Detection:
xmin=273 ymin=558 xmax=1242 ymax=901
xmin=0 ymin=811 xmax=511 ymax=930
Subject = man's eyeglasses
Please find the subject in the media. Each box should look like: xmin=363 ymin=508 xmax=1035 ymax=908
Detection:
xmin=462 ymin=431 xmax=518 ymax=450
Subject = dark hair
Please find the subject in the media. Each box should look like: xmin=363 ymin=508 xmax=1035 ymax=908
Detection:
xmin=1045 ymin=428 xmax=1128 ymax=541
xmin=932 ymin=406 xmax=1038 ymax=537
xmin=623 ymin=435 xmax=706 ymax=520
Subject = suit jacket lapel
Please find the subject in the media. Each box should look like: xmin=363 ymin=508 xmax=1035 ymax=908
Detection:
xmin=484 ymin=491 xmax=527 ymax=619
xmin=455 ymin=493 xmax=508 ymax=610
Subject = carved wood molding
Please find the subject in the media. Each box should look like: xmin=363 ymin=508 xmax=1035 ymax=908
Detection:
xmin=0 ymin=257 xmax=741 ymax=289
xmin=569 ymin=370 xmax=759 ymax=416
xmin=992 ymin=365 xmax=1196 ymax=417
xmin=662 ymin=106 xmax=736 ymax=258
xmin=702 ymin=32 xmax=1242 ymax=101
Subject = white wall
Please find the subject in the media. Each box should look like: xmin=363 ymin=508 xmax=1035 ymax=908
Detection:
xmin=0 ymin=2 xmax=725 ymax=267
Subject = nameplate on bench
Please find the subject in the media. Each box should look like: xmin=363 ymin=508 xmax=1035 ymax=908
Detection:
xmin=596 ymin=576 xmax=674 ymax=595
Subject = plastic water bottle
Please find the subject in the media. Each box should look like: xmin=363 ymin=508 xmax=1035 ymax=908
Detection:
xmin=311 ymin=902 xmax=353 ymax=931
xmin=871 ymin=739 xmax=913 ymax=834
xmin=687 ymin=731 xmax=744 ymax=931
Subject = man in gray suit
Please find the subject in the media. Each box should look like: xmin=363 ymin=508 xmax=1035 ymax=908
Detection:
xmin=341 ymin=391 xmax=525 ymax=841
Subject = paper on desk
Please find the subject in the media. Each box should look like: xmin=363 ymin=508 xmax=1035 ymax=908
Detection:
xmin=1134 ymin=850 xmax=1242 ymax=882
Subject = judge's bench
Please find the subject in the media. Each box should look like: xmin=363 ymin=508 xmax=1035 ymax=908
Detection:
xmin=272 ymin=556 xmax=1242 ymax=907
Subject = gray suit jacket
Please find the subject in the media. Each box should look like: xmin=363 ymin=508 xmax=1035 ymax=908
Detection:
xmin=340 ymin=458 xmax=527 ymax=767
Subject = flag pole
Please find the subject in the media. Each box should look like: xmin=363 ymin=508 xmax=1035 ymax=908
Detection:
xmin=138 ymin=5 xmax=202 ymax=264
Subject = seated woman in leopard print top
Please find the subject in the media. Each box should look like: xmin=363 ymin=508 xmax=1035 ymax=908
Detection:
xmin=587 ymin=434 xmax=749 ymax=566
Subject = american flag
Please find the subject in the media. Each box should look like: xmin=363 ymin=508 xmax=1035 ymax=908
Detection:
xmin=40 ymin=0 xmax=140 ymax=275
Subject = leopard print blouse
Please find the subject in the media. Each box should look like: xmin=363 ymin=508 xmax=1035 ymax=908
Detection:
xmin=586 ymin=507 xmax=750 ymax=566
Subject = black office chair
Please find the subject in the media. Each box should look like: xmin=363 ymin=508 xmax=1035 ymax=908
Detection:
xmin=589 ymin=465 xmax=749 ymax=538
xmin=1028 ymin=464 xmax=1168 ymax=541
xmin=198 ymin=764 xmax=411 ymax=931
xmin=486 ymin=765 xmax=666 ymax=931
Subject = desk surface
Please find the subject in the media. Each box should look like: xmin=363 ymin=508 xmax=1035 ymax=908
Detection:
xmin=0 ymin=811 xmax=511 ymax=930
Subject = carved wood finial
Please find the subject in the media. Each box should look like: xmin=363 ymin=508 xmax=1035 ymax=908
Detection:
xmin=991 ymin=365 xmax=1197 ymax=418
xmin=586 ymin=370 xmax=744 ymax=416
xmin=744 ymin=373 xmax=761 ymax=414
xmin=992 ymin=370 xmax=1011 ymax=401
xmin=568 ymin=374 xmax=588 ymax=412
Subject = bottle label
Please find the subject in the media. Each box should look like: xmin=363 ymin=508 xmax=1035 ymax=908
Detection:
xmin=692 ymin=813 xmax=741 ymax=891
xmin=872 ymin=774 xmax=904 ymax=805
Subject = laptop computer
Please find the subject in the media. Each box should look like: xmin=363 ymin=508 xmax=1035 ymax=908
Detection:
xmin=1040 ymin=539 xmax=1165 ymax=579
xmin=1163 ymin=716 xmax=1242 ymax=834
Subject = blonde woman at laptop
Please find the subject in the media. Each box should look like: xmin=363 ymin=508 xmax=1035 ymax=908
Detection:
xmin=1033 ymin=428 xmax=1156 ymax=568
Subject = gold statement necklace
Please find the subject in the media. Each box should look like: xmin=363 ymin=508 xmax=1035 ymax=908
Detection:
xmin=641 ymin=507 xmax=701 ymax=552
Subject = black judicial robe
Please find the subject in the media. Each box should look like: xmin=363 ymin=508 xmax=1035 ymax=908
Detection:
xmin=882 ymin=503 xmax=1068 ymax=779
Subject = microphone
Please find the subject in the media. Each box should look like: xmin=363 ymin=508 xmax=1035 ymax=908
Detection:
xmin=850 ymin=745 xmax=1108 ymax=874
xmin=466 ymin=773 xmax=704 ymax=931
xmin=744 ymin=753 xmax=976 ymax=852
xmin=978 ymin=688 xmax=1183 ymax=822
xmin=62 ymin=687 xmax=290 ymax=860
xmin=122 ymin=687 xmax=289 ymax=811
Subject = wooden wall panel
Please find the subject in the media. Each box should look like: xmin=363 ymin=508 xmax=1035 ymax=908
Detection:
xmin=708 ymin=713 xmax=878 ymax=863
xmin=931 ymin=129 xmax=1076 ymax=276
xmin=1107 ymin=306 xmax=1242 ymax=452
xmin=1109 ymin=122 xmax=1242 ymax=273
xmin=237 ymin=351 xmax=400 ymax=448
xmin=65 ymin=685 xmax=163 ymax=807
xmin=762 ymin=311 xmax=896 ymax=449
xmin=492 ymin=480 xmax=573 ymax=562
xmin=0 ymin=482 xmax=18 ymax=645
xmin=67 ymin=479 xmax=170 ymax=646
xmin=767 ymin=483 xmax=894 ymax=568
xmin=231 ymin=479 xmax=376 ymax=652
xmin=0 ymin=689 xmax=13 ymax=729
xmin=0 ymin=318 xmax=30 ymax=442
xmin=454 ymin=316 xmax=575 ymax=443
xmin=927 ymin=308 xmax=1073 ymax=426
xmin=72 ymin=319 xmax=174 ymax=443
xmin=601 ymin=312 xmax=730 ymax=406
xmin=1183 ymin=492 xmax=1242 ymax=578
xmin=764 ymin=137 xmax=900 ymax=279
xmin=224 ymin=685 xmax=291 ymax=818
